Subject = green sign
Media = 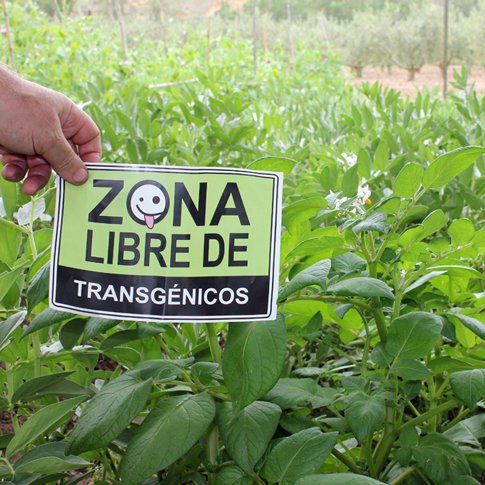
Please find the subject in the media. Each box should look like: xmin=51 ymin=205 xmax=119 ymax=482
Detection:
xmin=50 ymin=164 xmax=282 ymax=322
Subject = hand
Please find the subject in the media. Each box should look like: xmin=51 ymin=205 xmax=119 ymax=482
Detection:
xmin=0 ymin=69 xmax=101 ymax=195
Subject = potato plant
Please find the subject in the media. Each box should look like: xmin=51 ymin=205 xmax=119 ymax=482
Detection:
xmin=0 ymin=3 xmax=484 ymax=484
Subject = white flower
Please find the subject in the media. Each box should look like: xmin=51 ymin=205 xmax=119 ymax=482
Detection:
xmin=341 ymin=152 xmax=357 ymax=168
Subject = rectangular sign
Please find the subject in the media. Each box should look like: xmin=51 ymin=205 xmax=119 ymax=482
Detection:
xmin=50 ymin=164 xmax=282 ymax=322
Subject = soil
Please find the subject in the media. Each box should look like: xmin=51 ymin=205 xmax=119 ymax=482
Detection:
xmin=347 ymin=64 xmax=485 ymax=96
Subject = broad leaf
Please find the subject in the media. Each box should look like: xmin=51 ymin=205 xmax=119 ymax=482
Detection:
xmin=447 ymin=313 xmax=485 ymax=340
xmin=279 ymin=260 xmax=330 ymax=301
xmin=0 ymin=268 xmax=22 ymax=303
xmin=352 ymin=211 xmax=387 ymax=233
xmin=22 ymin=309 xmax=75 ymax=338
xmin=59 ymin=318 xmax=86 ymax=350
xmin=450 ymin=369 xmax=485 ymax=408
xmin=265 ymin=378 xmax=337 ymax=409
xmin=327 ymin=277 xmax=394 ymax=300
xmin=13 ymin=442 xmax=90 ymax=475
xmin=67 ymin=373 xmax=153 ymax=454
xmin=222 ymin=314 xmax=287 ymax=409
xmin=404 ymin=271 xmax=447 ymax=293
xmin=386 ymin=312 xmax=443 ymax=360
xmin=296 ymin=474 xmax=386 ymax=485
xmin=6 ymin=396 xmax=87 ymax=458
xmin=217 ymin=401 xmax=281 ymax=474
xmin=391 ymin=358 xmax=432 ymax=380
xmin=422 ymin=146 xmax=485 ymax=189
xmin=413 ymin=433 xmax=471 ymax=482
xmin=119 ymin=393 xmax=215 ymax=485
xmin=82 ymin=317 xmax=119 ymax=342
xmin=247 ymin=156 xmax=296 ymax=177
xmin=0 ymin=311 xmax=27 ymax=348
xmin=215 ymin=465 xmax=252 ymax=485
xmin=11 ymin=372 xmax=91 ymax=403
xmin=261 ymin=428 xmax=338 ymax=485
xmin=345 ymin=392 xmax=386 ymax=442
xmin=393 ymin=163 xmax=423 ymax=198
xmin=26 ymin=262 xmax=50 ymax=313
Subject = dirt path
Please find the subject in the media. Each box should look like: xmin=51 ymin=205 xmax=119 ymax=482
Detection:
xmin=348 ymin=64 xmax=485 ymax=96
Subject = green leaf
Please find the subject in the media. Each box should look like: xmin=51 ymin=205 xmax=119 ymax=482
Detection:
xmin=0 ymin=268 xmax=22 ymax=303
xmin=22 ymin=309 xmax=75 ymax=338
xmin=12 ymin=372 xmax=91 ymax=403
xmin=67 ymin=373 xmax=153 ymax=455
xmin=444 ymin=414 xmax=485 ymax=445
xmin=327 ymin=277 xmax=394 ymax=300
xmin=341 ymin=164 xmax=358 ymax=197
xmin=0 ymin=311 xmax=27 ymax=348
xmin=352 ymin=211 xmax=387 ymax=233
xmin=391 ymin=358 xmax=432 ymax=380
xmin=119 ymin=393 xmax=215 ymax=485
xmin=279 ymin=260 xmax=331 ymax=301
xmin=331 ymin=252 xmax=366 ymax=275
xmin=404 ymin=271 xmax=447 ymax=293
xmin=265 ymin=378 xmax=337 ymax=409
xmin=386 ymin=312 xmax=443 ymax=360
xmin=420 ymin=209 xmax=448 ymax=238
xmin=261 ymin=428 xmax=338 ymax=485
xmin=447 ymin=313 xmax=485 ymax=340
xmin=393 ymin=163 xmax=424 ymax=198
xmin=82 ymin=317 xmax=118 ymax=342
xmin=0 ymin=178 xmax=18 ymax=219
xmin=6 ymin=396 xmax=87 ymax=458
xmin=100 ymin=326 xmax=164 ymax=350
xmin=26 ymin=262 xmax=50 ymax=313
xmin=222 ymin=315 xmax=287 ymax=409
xmin=247 ymin=156 xmax=296 ymax=177
xmin=296 ymin=474 xmax=386 ymax=485
xmin=215 ymin=465 xmax=252 ymax=485
xmin=450 ymin=370 xmax=485 ymax=408
xmin=448 ymin=219 xmax=475 ymax=246
xmin=13 ymin=442 xmax=90 ymax=475
xmin=217 ymin=401 xmax=281 ymax=474
xmin=345 ymin=392 xmax=386 ymax=442
xmin=59 ymin=318 xmax=86 ymax=350
xmin=373 ymin=140 xmax=389 ymax=171
xmin=0 ymin=222 xmax=21 ymax=266
xmin=413 ymin=433 xmax=471 ymax=482
xmin=422 ymin=146 xmax=485 ymax=189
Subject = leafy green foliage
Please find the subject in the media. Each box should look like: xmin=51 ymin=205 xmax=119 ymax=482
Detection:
xmin=0 ymin=3 xmax=483 ymax=483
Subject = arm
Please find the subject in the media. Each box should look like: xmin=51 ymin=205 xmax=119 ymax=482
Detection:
xmin=0 ymin=67 xmax=101 ymax=195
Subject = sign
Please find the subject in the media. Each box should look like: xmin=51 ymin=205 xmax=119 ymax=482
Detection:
xmin=50 ymin=164 xmax=282 ymax=322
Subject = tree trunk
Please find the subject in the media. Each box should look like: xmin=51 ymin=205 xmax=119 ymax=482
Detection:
xmin=442 ymin=0 xmax=449 ymax=97
xmin=407 ymin=66 xmax=416 ymax=82
xmin=114 ymin=0 xmax=128 ymax=61
xmin=1 ymin=0 xmax=16 ymax=71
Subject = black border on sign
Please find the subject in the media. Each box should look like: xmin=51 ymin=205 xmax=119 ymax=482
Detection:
xmin=49 ymin=163 xmax=282 ymax=323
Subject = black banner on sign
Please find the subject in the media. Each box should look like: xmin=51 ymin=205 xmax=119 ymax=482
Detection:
xmin=54 ymin=266 xmax=270 ymax=321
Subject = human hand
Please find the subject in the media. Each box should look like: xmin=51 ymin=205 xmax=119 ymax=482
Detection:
xmin=0 ymin=68 xmax=101 ymax=195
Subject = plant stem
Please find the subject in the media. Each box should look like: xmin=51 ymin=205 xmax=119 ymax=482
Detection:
xmin=399 ymin=399 xmax=459 ymax=432
xmin=390 ymin=467 xmax=416 ymax=485
xmin=32 ymin=333 xmax=42 ymax=377
xmin=373 ymin=406 xmax=396 ymax=474
xmin=205 ymin=422 xmax=219 ymax=485
xmin=286 ymin=295 xmax=373 ymax=312
xmin=331 ymin=448 xmax=362 ymax=474
xmin=205 ymin=323 xmax=222 ymax=366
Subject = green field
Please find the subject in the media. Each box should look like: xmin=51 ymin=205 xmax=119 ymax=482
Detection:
xmin=0 ymin=2 xmax=484 ymax=484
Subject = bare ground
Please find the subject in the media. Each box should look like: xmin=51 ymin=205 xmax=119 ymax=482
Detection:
xmin=347 ymin=64 xmax=485 ymax=96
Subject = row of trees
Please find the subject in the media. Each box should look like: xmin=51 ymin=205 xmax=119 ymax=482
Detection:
xmin=26 ymin=0 xmax=485 ymax=82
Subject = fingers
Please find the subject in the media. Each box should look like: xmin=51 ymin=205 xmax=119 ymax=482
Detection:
xmin=1 ymin=154 xmax=52 ymax=195
xmin=22 ymin=156 xmax=52 ymax=195
xmin=1 ymin=153 xmax=28 ymax=182
xmin=38 ymin=130 xmax=89 ymax=186
xmin=61 ymin=103 xmax=102 ymax=163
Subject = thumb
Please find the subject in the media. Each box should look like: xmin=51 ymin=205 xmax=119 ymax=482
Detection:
xmin=40 ymin=133 xmax=88 ymax=185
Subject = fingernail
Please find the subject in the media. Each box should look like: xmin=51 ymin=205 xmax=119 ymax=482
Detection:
xmin=72 ymin=168 xmax=88 ymax=184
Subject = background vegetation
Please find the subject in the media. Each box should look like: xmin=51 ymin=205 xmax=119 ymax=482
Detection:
xmin=0 ymin=1 xmax=484 ymax=484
